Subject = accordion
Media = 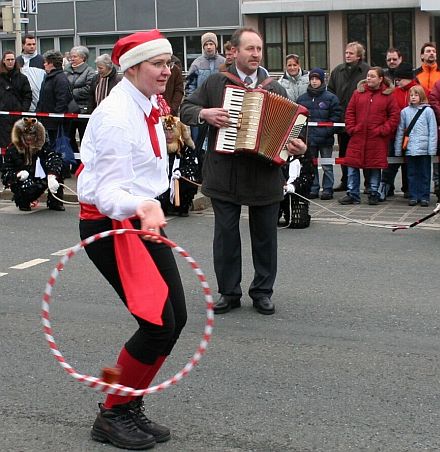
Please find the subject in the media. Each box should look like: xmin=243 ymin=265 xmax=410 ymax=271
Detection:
xmin=215 ymin=85 xmax=308 ymax=166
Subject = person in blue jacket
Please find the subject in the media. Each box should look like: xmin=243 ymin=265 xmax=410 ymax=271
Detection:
xmin=297 ymin=68 xmax=342 ymax=200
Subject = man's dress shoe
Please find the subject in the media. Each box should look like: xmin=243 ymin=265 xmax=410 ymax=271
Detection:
xmin=252 ymin=296 xmax=275 ymax=315
xmin=213 ymin=295 xmax=241 ymax=314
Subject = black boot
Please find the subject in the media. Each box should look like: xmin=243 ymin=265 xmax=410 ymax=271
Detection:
xmin=128 ymin=399 xmax=171 ymax=443
xmin=91 ymin=403 xmax=156 ymax=450
xmin=47 ymin=186 xmax=65 ymax=211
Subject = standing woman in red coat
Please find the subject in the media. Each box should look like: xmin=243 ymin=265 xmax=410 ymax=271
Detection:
xmin=339 ymin=67 xmax=400 ymax=205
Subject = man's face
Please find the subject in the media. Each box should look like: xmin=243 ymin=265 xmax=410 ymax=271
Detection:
xmin=386 ymin=52 xmax=402 ymax=69
xmin=345 ymin=46 xmax=360 ymax=64
xmin=3 ymin=53 xmax=15 ymax=70
xmin=421 ymin=46 xmax=436 ymax=65
xmin=203 ymin=41 xmax=217 ymax=57
xmin=23 ymin=38 xmax=36 ymax=55
xmin=232 ymin=31 xmax=262 ymax=75
xmin=224 ymin=49 xmax=234 ymax=65
xmin=128 ymin=53 xmax=172 ymax=98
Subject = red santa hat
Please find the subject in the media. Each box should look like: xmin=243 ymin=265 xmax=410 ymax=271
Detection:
xmin=111 ymin=29 xmax=172 ymax=72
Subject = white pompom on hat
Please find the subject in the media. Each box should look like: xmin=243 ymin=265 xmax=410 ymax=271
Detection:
xmin=111 ymin=29 xmax=173 ymax=72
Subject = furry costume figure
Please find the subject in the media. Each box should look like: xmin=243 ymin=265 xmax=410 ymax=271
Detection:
xmin=1 ymin=118 xmax=65 ymax=211
xmin=160 ymin=115 xmax=200 ymax=216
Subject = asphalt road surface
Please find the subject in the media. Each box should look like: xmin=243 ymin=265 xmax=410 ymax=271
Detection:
xmin=1 ymin=200 xmax=439 ymax=451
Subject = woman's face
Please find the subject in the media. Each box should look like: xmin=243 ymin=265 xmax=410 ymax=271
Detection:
xmin=43 ymin=59 xmax=55 ymax=73
xmin=97 ymin=63 xmax=111 ymax=77
xmin=366 ymin=70 xmax=382 ymax=89
xmin=286 ymin=58 xmax=300 ymax=77
xmin=70 ymin=51 xmax=84 ymax=65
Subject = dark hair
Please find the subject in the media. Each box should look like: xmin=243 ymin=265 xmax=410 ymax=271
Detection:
xmin=22 ymin=33 xmax=36 ymax=45
xmin=43 ymin=50 xmax=63 ymax=69
xmin=420 ymin=42 xmax=436 ymax=54
xmin=230 ymin=27 xmax=262 ymax=48
xmin=285 ymin=53 xmax=300 ymax=64
xmin=369 ymin=66 xmax=386 ymax=78
xmin=386 ymin=48 xmax=402 ymax=57
xmin=0 ymin=50 xmax=17 ymax=73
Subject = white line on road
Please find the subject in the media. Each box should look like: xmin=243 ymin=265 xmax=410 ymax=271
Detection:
xmin=0 ymin=272 xmax=8 ymax=277
xmin=10 ymin=258 xmax=50 ymax=269
xmin=51 ymin=248 xmax=71 ymax=256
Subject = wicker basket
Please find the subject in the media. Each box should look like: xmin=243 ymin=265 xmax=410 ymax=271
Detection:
xmin=288 ymin=196 xmax=311 ymax=229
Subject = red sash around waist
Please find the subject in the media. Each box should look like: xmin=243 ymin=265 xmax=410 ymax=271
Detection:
xmin=80 ymin=201 xmax=168 ymax=326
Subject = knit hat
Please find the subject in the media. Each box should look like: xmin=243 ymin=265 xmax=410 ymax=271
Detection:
xmin=309 ymin=67 xmax=325 ymax=84
xmin=201 ymin=32 xmax=218 ymax=49
xmin=111 ymin=29 xmax=172 ymax=72
xmin=393 ymin=62 xmax=414 ymax=80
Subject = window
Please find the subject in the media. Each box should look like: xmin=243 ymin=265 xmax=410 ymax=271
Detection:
xmin=39 ymin=38 xmax=55 ymax=55
xmin=265 ymin=17 xmax=283 ymax=71
xmin=347 ymin=11 xmax=413 ymax=66
xmin=308 ymin=16 xmax=327 ymax=69
xmin=264 ymin=15 xmax=328 ymax=72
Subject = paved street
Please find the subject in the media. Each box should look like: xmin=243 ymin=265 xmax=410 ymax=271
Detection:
xmin=1 ymin=186 xmax=439 ymax=451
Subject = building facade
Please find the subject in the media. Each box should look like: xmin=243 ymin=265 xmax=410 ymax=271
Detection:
xmin=0 ymin=0 xmax=439 ymax=72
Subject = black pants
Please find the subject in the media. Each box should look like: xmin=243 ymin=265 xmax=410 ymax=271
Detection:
xmin=79 ymin=218 xmax=187 ymax=364
xmin=211 ymin=198 xmax=279 ymax=300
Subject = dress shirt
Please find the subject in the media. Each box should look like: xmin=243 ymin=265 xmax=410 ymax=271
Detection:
xmin=236 ymin=68 xmax=257 ymax=88
xmin=77 ymin=77 xmax=169 ymax=220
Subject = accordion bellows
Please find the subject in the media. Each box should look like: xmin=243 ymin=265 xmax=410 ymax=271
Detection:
xmin=215 ymin=85 xmax=309 ymax=166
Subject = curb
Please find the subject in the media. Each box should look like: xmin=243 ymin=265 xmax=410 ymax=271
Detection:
xmin=0 ymin=186 xmax=211 ymax=211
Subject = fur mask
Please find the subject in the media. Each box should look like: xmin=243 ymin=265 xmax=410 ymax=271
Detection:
xmin=162 ymin=115 xmax=195 ymax=155
xmin=11 ymin=117 xmax=46 ymax=164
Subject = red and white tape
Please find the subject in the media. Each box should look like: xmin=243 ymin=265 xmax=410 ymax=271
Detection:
xmin=313 ymin=156 xmax=440 ymax=165
xmin=41 ymin=228 xmax=214 ymax=396
xmin=0 ymin=110 xmax=91 ymax=119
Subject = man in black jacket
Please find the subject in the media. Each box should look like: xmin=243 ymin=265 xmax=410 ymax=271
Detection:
xmin=328 ymin=41 xmax=370 ymax=191
xmin=180 ymin=27 xmax=306 ymax=316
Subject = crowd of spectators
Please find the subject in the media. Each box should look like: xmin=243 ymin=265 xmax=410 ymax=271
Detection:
xmin=1 ymin=33 xmax=440 ymax=208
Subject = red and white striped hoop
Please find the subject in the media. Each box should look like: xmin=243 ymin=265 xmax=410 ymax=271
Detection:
xmin=41 ymin=228 xmax=214 ymax=396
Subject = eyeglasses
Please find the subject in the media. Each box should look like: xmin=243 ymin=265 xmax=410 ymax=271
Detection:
xmin=386 ymin=58 xmax=399 ymax=62
xmin=146 ymin=60 xmax=175 ymax=70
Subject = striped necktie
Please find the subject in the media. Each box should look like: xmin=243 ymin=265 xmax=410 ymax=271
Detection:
xmin=244 ymin=76 xmax=253 ymax=87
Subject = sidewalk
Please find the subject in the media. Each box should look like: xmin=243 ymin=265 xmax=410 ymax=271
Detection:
xmin=0 ymin=175 xmax=211 ymax=211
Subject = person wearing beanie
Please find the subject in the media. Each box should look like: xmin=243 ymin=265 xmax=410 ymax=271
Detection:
xmin=185 ymin=31 xmax=225 ymax=97
xmin=185 ymin=31 xmax=225 ymax=142
xmin=297 ymin=68 xmax=341 ymax=200
xmin=77 ymin=29 xmax=187 ymax=450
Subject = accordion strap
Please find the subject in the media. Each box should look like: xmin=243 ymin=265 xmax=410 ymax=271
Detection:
xmin=222 ymin=71 xmax=275 ymax=89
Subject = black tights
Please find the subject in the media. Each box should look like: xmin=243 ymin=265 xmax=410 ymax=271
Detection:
xmin=79 ymin=218 xmax=187 ymax=364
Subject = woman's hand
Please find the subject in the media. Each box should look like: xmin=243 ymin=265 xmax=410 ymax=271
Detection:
xmin=136 ymin=200 xmax=167 ymax=242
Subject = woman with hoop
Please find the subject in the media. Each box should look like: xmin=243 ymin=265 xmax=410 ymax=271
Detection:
xmin=77 ymin=30 xmax=186 ymax=450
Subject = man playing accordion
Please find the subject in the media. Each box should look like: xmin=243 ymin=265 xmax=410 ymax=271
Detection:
xmin=180 ymin=26 xmax=306 ymax=316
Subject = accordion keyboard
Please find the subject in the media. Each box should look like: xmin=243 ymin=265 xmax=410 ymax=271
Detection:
xmin=216 ymin=87 xmax=246 ymax=152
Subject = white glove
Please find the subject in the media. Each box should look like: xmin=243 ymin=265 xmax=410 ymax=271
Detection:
xmin=283 ymin=183 xmax=296 ymax=195
xmin=434 ymin=203 xmax=440 ymax=213
xmin=47 ymin=175 xmax=59 ymax=193
xmin=17 ymin=170 xmax=29 ymax=181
